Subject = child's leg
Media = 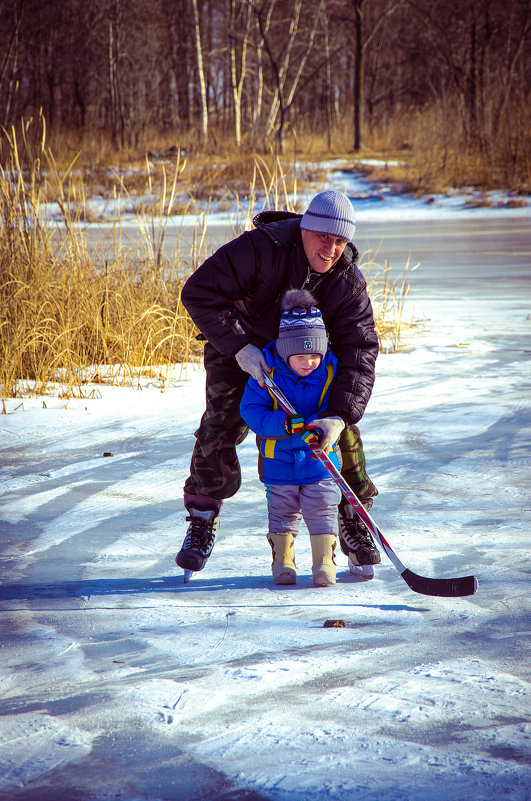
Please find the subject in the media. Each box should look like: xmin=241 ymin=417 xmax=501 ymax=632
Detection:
xmin=300 ymin=480 xmax=341 ymax=587
xmin=299 ymin=479 xmax=341 ymax=536
xmin=265 ymin=484 xmax=301 ymax=585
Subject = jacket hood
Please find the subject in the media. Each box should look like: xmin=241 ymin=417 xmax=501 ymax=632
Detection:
xmin=253 ymin=210 xmax=359 ymax=264
xmin=253 ymin=211 xmax=302 ymax=247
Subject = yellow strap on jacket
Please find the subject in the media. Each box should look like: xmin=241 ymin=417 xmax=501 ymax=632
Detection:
xmin=261 ymin=363 xmax=334 ymax=459
xmin=316 ymin=364 xmax=334 ymax=411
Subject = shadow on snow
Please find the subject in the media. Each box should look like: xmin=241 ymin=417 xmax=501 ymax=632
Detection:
xmin=0 ymin=572 xmax=427 ymax=612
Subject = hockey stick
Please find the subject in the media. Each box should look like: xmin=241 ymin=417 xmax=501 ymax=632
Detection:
xmin=262 ymin=368 xmax=478 ymax=597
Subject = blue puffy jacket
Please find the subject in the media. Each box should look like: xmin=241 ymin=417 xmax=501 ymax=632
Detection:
xmin=240 ymin=343 xmax=340 ymax=485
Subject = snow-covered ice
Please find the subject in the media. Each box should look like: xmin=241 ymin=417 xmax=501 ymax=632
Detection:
xmin=39 ymin=157 xmax=531 ymax=229
xmin=1 ymin=172 xmax=530 ymax=800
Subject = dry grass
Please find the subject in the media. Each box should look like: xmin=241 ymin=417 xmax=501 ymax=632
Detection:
xmin=354 ymin=99 xmax=531 ymax=197
xmin=6 ymin=115 xmax=326 ymax=216
xmin=7 ymin=97 xmax=530 ymax=199
xmin=0 ymin=129 xmax=198 ymax=399
xmin=362 ymin=252 xmax=420 ymax=353
xmin=1 ymin=124 xmax=415 ymax=401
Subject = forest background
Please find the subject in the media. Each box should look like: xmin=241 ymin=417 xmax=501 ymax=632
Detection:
xmin=1 ymin=0 xmax=530 ymax=193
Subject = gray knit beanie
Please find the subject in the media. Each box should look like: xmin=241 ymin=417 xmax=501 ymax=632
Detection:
xmin=276 ymin=289 xmax=328 ymax=364
xmin=300 ymin=190 xmax=356 ymax=241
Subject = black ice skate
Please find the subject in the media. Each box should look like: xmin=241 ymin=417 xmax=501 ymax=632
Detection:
xmin=176 ymin=507 xmax=219 ymax=572
xmin=338 ymin=497 xmax=380 ymax=579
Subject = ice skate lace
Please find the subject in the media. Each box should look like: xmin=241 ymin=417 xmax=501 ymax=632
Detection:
xmin=184 ymin=516 xmax=217 ymax=555
xmin=340 ymin=514 xmax=375 ymax=550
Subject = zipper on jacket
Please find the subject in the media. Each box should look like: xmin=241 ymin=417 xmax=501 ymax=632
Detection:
xmin=303 ymin=270 xmax=325 ymax=291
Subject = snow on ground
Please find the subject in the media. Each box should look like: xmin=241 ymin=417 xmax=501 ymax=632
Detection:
xmin=40 ymin=157 xmax=531 ymax=229
xmin=1 ymin=174 xmax=530 ymax=800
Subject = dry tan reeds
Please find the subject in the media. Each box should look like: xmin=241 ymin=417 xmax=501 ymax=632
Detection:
xmin=362 ymin=251 xmax=419 ymax=353
xmin=0 ymin=136 xmax=199 ymax=398
xmin=359 ymin=98 xmax=531 ymax=197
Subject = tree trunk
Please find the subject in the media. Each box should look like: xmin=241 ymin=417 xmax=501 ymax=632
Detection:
xmin=230 ymin=0 xmax=252 ymax=148
xmin=325 ymin=14 xmax=332 ymax=150
xmin=262 ymin=0 xmax=303 ymax=143
xmin=353 ymin=0 xmax=363 ymax=151
xmin=191 ymin=0 xmax=208 ymax=143
xmin=108 ymin=18 xmax=119 ymax=148
xmin=252 ymin=14 xmax=265 ymax=133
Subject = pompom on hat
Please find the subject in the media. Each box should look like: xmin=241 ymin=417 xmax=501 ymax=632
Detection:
xmin=276 ymin=289 xmax=328 ymax=364
xmin=300 ymin=190 xmax=356 ymax=242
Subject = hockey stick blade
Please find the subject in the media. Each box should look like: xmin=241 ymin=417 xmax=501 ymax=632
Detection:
xmin=401 ymin=569 xmax=478 ymax=598
xmin=309 ymin=441 xmax=478 ymax=597
xmin=262 ymin=369 xmax=478 ymax=598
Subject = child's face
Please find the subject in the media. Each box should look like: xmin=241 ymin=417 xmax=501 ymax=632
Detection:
xmin=288 ymin=353 xmax=321 ymax=376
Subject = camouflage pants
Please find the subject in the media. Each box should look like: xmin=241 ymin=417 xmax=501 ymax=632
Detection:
xmin=183 ymin=343 xmax=377 ymax=509
xmin=338 ymin=425 xmax=378 ymax=501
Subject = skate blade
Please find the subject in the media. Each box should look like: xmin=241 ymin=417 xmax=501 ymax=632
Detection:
xmin=348 ymin=558 xmax=374 ymax=580
xmin=183 ymin=569 xmax=193 ymax=583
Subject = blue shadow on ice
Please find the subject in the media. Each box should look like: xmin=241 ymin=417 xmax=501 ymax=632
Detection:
xmin=0 ymin=574 xmax=426 ymax=612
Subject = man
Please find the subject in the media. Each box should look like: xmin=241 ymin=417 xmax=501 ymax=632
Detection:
xmin=176 ymin=190 xmax=380 ymax=576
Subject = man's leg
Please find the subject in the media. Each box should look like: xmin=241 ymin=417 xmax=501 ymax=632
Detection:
xmin=338 ymin=425 xmax=378 ymax=502
xmin=176 ymin=343 xmax=250 ymax=571
xmin=337 ymin=425 xmax=380 ymax=574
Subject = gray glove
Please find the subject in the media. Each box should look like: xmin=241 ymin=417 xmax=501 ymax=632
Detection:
xmin=306 ymin=416 xmax=345 ymax=453
xmin=235 ymin=343 xmax=268 ymax=387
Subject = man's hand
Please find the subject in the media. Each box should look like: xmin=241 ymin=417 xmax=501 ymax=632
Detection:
xmin=305 ymin=416 xmax=345 ymax=452
xmin=235 ymin=344 xmax=268 ymax=387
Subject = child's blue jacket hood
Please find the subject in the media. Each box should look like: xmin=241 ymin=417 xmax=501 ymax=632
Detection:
xmin=240 ymin=342 xmax=340 ymax=485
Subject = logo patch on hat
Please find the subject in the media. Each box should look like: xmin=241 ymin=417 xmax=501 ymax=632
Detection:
xmin=304 ymin=339 xmax=313 ymax=350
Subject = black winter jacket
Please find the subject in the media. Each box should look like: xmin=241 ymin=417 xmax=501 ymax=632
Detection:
xmin=181 ymin=210 xmax=379 ymax=425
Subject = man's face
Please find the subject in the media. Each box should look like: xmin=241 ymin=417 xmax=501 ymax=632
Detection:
xmin=301 ymin=229 xmax=347 ymax=273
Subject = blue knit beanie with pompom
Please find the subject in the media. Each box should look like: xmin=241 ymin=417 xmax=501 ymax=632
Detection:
xmin=276 ymin=289 xmax=328 ymax=364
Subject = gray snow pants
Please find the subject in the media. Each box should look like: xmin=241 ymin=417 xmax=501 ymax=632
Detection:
xmin=265 ymin=479 xmax=341 ymax=537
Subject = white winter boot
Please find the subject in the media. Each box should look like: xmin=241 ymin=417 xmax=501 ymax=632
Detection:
xmin=267 ymin=533 xmax=296 ymax=585
xmin=310 ymin=534 xmax=337 ymax=587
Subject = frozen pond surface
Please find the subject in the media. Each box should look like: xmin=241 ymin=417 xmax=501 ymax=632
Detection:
xmin=1 ymin=179 xmax=530 ymax=799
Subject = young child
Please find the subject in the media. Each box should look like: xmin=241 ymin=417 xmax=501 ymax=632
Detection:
xmin=240 ymin=289 xmax=346 ymax=587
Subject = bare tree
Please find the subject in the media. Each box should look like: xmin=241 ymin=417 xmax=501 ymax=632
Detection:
xmin=0 ymin=0 xmax=24 ymax=128
xmin=253 ymin=0 xmax=326 ymax=152
xmin=191 ymin=0 xmax=209 ymax=143
xmin=229 ymin=0 xmax=254 ymax=146
xmin=328 ymin=0 xmax=404 ymax=151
